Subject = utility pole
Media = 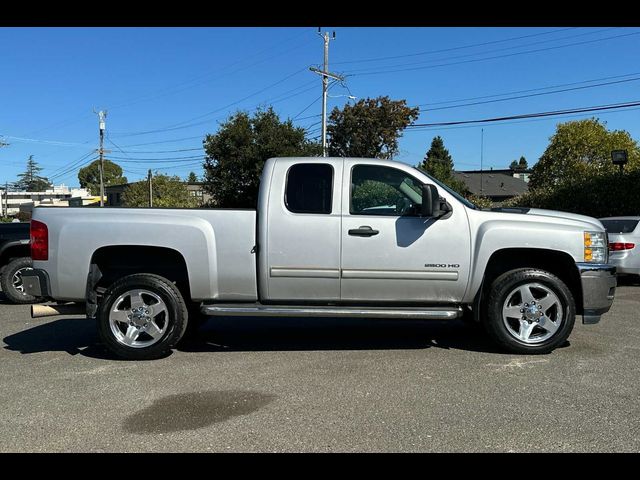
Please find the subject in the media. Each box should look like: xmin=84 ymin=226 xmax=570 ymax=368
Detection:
xmin=310 ymin=28 xmax=344 ymax=157
xmin=95 ymin=110 xmax=108 ymax=207
xmin=148 ymin=169 xmax=153 ymax=208
xmin=480 ymin=128 xmax=484 ymax=196
xmin=3 ymin=182 xmax=7 ymax=217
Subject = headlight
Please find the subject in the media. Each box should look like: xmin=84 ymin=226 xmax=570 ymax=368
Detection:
xmin=584 ymin=231 xmax=607 ymax=263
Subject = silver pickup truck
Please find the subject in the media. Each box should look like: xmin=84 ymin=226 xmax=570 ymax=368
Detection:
xmin=23 ymin=157 xmax=617 ymax=359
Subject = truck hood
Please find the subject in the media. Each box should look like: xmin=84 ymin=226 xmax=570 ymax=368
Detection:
xmin=487 ymin=207 xmax=604 ymax=231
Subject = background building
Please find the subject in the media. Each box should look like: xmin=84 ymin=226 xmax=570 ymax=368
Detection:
xmin=1 ymin=185 xmax=99 ymax=217
xmin=453 ymin=169 xmax=530 ymax=204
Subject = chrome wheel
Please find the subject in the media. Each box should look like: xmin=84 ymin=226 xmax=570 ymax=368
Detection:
xmin=12 ymin=267 xmax=32 ymax=295
xmin=109 ymin=289 xmax=169 ymax=349
xmin=502 ymin=282 xmax=563 ymax=344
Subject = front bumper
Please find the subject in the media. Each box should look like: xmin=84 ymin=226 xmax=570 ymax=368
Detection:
xmin=576 ymin=263 xmax=617 ymax=324
xmin=21 ymin=268 xmax=52 ymax=298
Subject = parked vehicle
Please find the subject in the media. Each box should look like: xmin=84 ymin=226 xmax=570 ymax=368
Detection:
xmin=600 ymin=216 xmax=640 ymax=277
xmin=0 ymin=222 xmax=43 ymax=304
xmin=23 ymin=157 xmax=616 ymax=360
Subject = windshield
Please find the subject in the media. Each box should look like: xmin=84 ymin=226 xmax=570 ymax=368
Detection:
xmin=413 ymin=166 xmax=477 ymax=210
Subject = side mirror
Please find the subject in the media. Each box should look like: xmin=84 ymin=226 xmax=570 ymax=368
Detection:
xmin=421 ymin=184 xmax=450 ymax=218
xmin=421 ymin=184 xmax=440 ymax=217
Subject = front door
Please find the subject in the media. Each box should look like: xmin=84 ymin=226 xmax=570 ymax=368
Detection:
xmin=340 ymin=161 xmax=471 ymax=303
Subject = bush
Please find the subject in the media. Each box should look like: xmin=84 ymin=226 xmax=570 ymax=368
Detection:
xmin=466 ymin=194 xmax=493 ymax=209
xmin=506 ymin=169 xmax=640 ymax=218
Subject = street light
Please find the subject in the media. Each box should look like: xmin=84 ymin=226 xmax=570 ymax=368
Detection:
xmin=327 ymin=94 xmax=356 ymax=100
xmin=611 ymin=149 xmax=628 ymax=174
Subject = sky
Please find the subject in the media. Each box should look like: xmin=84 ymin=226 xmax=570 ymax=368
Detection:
xmin=1 ymin=26 xmax=640 ymax=188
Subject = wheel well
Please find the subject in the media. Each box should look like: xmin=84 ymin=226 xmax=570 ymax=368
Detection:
xmin=0 ymin=244 xmax=30 ymax=268
xmin=482 ymin=248 xmax=583 ymax=315
xmin=90 ymin=246 xmax=191 ymax=301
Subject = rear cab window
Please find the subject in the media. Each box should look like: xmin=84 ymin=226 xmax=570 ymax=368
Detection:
xmin=285 ymin=163 xmax=333 ymax=214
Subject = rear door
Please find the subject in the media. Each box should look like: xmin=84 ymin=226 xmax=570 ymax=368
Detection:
xmin=262 ymin=159 xmax=343 ymax=301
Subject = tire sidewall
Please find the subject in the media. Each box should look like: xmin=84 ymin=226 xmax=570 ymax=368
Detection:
xmin=485 ymin=269 xmax=576 ymax=354
xmin=97 ymin=274 xmax=187 ymax=360
xmin=1 ymin=257 xmax=39 ymax=304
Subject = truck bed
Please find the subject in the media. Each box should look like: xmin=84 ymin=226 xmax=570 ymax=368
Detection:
xmin=31 ymin=207 xmax=258 ymax=302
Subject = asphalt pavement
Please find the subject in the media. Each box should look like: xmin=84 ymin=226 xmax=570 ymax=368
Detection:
xmin=1 ymin=280 xmax=638 ymax=452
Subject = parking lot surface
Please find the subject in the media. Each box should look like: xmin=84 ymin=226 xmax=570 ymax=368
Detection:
xmin=1 ymin=281 xmax=639 ymax=452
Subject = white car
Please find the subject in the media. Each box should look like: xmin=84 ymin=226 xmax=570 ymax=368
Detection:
xmin=600 ymin=216 xmax=640 ymax=276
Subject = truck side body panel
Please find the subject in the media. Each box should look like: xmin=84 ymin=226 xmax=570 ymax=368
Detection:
xmin=32 ymin=208 xmax=258 ymax=302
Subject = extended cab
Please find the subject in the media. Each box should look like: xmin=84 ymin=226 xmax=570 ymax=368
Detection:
xmin=23 ymin=157 xmax=617 ymax=359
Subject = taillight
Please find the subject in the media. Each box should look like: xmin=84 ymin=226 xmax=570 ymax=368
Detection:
xmin=30 ymin=220 xmax=48 ymax=261
xmin=609 ymin=242 xmax=635 ymax=251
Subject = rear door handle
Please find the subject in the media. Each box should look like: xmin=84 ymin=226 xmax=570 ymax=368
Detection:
xmin=348 ymin=226 xmax=379 ymax=237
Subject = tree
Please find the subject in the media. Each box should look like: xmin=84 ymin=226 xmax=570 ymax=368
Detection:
xmin=15 ymin=155 xmax=50 ymax=191
xmin=509 ymin=156 xmax=528 ymax=171
xmin=529 ymin=118 xmax=640 ymax=189
xmin=187 ymin=171 xmax=198 ymax=183
xmin=327 ymin=96 xmax=419 ymax=159
xmin=203 ymin=107 xmax=321 ymax=208
xmin=78 ymin=159 xmax=128 ymax=195
xmin=121 ymin=174 xmax=197 ymax=208
xmin=418 ymin=136 xmax=468 ymax=194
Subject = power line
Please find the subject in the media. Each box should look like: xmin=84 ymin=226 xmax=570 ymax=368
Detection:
xmin=331 ymin=27 xmax=579 ymax=65
xmin=111 ymin=67 xmax=309 ymax=137
xmin=48 ymin=157 xmax=97 ymax=182
xmin=418 ymin=76 xmax=640 ymax=112
xmin=417 ymin=71 xmax=640 ymax=107
xmin=346 ymin=30 xmax=640 ymax=77
xmin=107 ymin=155 xmax=206 ymax=163
xmin=45 ymin=150 xmax=96 ymax=178
xmin=109 ymin=31 xmax=315 ymax=111
xmin=341 ymin=28 xmax=614 ymax=74
xmin=116 ymin=135 xmax=205 ymax=148
xmin=0 ymin=135 xmax=91 ymax=147
xmin=407 ymin=99 xmax=640 ymax=128
xmin=114 ymin=147 xmax=203 ymax=154
xmin=404 ymin=106 xmax=640 ymax=133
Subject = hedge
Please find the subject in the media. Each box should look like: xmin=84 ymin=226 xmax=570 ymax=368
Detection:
xmin=505 ymin=169 xmax=640 ymax=218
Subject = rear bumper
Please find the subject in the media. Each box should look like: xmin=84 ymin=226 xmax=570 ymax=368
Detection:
xmin=21 ymin=269 xmax=51 ymax=298
xmin=576 ymin=263 xmax=617 ymax=324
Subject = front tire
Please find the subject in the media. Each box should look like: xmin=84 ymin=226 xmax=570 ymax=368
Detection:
xmin=484 ymin=268 xmax=575 ymax=354
xmin=96 ymin=273 xmax=188 ymax=360
xmin=1 ymin=257 xmax=43 ymax=304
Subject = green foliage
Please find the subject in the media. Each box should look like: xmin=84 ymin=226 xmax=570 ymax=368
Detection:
xmin=121 ymin=174 xmax=197 ymax=208
xmin=187 ymin=171 xmax=198 ymax=183
xmin=203 ymin=107 xmax=321 ymax=208
xmin=327 ymin=96 xmax=419 ymax=159
xmin=351 ymin=180 xmax=401 ymax=212
xmin=418 ymin=136 xmax=468 ymax=194
xmin=15 ymin=155 xmax=50 ymax=191
xmin=509 ymin=156 xmax=528 ymax=171
xmin=505 ymin=169 xmax=640 ymax=218
xmin=1 ymin=216 xmax=13 ymax=223
xmin=529 ymin=118 xmax=640 ymax=190
xmin=78 ymin=160 xmax=128 ymax=195
xmin=467 ymin=194 xmax=494 ymax=210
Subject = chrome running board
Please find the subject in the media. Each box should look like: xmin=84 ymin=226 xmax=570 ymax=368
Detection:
xmin=201 ymin=304 xmax=463 ymax=320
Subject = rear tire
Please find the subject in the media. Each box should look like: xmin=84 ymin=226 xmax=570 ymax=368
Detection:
xmin=1 ymin=257 xmax=43 ymax=304
xmin=484 ymin=268 xmax=575 ymax=354
xmin=96 ymin=273 xmax=188 ymax=360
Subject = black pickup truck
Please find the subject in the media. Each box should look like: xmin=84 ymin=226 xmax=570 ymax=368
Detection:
xmin=0 ymin=222 xmax=41 ymax=303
